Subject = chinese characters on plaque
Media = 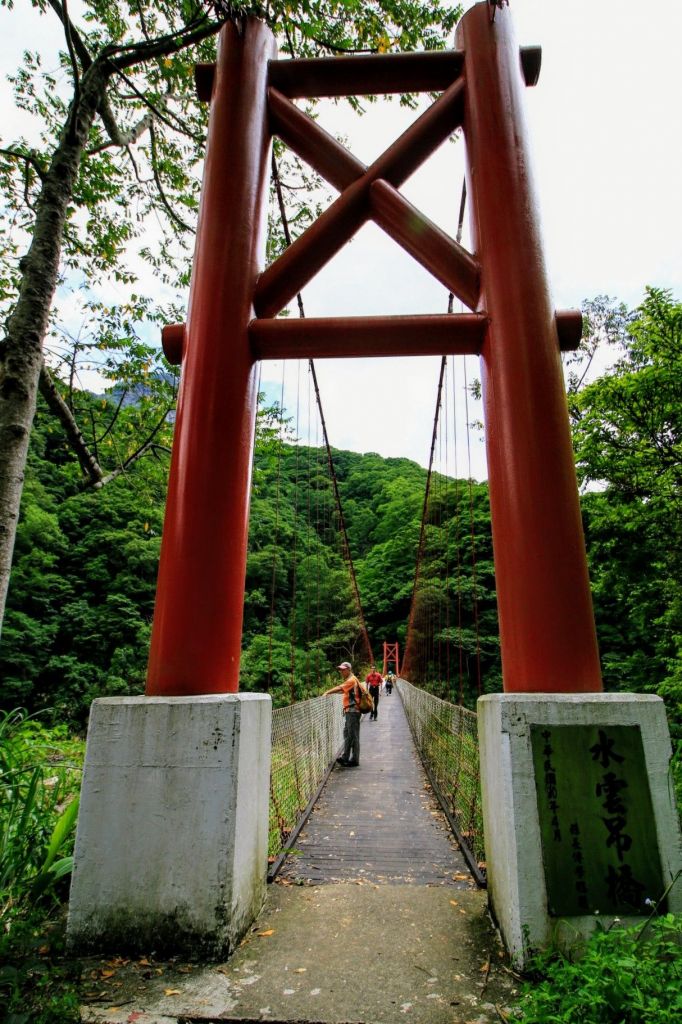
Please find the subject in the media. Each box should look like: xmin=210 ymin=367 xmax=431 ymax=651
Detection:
xmin=530 ymin=725 xmax=664 ymax=917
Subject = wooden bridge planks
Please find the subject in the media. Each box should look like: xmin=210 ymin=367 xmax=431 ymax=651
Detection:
xmin=278 ymin=689 xmax=474 ymax=886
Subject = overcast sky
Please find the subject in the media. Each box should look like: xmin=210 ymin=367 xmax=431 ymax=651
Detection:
xmin=265 ymin=0 xmax=682 ymax=476
xmin=2 ymin=1 xmax=681 ymax=478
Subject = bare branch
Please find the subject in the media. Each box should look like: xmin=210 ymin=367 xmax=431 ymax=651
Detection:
xmin=283 ymin=19 xmax=296 ymax=58
xmin=148 ymin=122 xmax=193 ymax=233
xmin=21 ymin=162 xmax=37 ymax=211
xmin=0 ymin=147 xmax=45 ymax=182
xmin=88 ymin=406 xmax=100 ymax=466
xmin=61 ymin=0 xmax=82 ymax=106
xmin=95 ymin=387 xmax=129 ymax=445
xmin=106 ymin=17 xmax=223 ymax=73
xmin=112 ymin=71 xmax=188 ymax=138
xmin=113 ymin=85 xmax=204 ymax=143
xmin=87 ymin=101 xmax=154 ymax=155
xmin=39 ymin=363 xmax=104 ymax=486
xmin=125 ymin=144 xmax=144 ymax=182
xmin=91 ymin=406 xmax=173 ymax=489
xmin=47 ymin=0 xmax=93 ymax=70
xmin=134 ymin=0 xmax=153 ymax=43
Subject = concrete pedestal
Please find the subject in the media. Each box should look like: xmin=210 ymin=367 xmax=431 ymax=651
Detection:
xmin=67 ymin=694 xmax=271 ymax=958
xmin=478 ymin=693 xmax=682 ymax=965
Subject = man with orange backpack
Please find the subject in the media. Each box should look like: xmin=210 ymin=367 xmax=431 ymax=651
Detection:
xmin=365 ymin=664 xmax=383 ymax=721
xmin=324 ymin=662 xmax=368 ymax=766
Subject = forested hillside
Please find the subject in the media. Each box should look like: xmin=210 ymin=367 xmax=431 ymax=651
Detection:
xmin=0 ymin=395 xmax=497 ymax=718
xmin=0 ymin=290 xmax=680 ymax=754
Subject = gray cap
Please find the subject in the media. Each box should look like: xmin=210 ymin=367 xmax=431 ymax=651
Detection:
xmin=337 ymin=661 xmax=352 ymax=670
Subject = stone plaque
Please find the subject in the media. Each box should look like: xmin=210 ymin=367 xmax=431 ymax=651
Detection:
xmin=531 ymin=725 xmax=665 ymax=917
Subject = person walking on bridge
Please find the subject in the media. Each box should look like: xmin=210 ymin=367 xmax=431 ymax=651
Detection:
xmin=324 ymin=662 xmax=365 ymax=767
xmin=365 ymin=664 xmax=383 ymax=721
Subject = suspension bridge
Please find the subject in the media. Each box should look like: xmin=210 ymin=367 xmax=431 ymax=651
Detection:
xmin=69 ymin=2 xmax=682 ymax=1014
xmin=80 ymin=688 xmax=516 ymax=1024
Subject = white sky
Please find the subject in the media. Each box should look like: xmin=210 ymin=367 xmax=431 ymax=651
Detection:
xmin=2 ymin=1 xmax=681 ymax=478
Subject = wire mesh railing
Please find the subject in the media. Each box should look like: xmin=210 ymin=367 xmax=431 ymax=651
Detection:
xmin=396 ymin=677 xmax=485 ymax=885
xmin=268 ymin=693 xmax=343 ymax=877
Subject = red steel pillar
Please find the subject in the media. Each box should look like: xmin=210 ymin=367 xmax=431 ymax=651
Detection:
xmin=456 ymin=4 xmax=602 ymax=693
xmin=146 ymin=20 xmax=276 ymax=696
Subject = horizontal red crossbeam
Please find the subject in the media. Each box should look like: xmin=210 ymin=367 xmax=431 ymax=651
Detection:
xmin=248 ymin=314 xmax=487 ymax=359
xmin=195 ymin=46 xmax=542 ymax=102
xmin=162 ymin=310 xmax=581 ymax=366
xmin=196 ymin=50 xmax=464 ymax=103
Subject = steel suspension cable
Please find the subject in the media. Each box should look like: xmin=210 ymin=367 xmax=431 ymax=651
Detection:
xmin=289 ymin=360 xmax=302 ymax=702
xmin=308 ymin=360 xmax=374 ymax=667
xmin=268 ymin=364 xmax=287 ymax=684
xmin=402 ymin=355 xmax=447 ymax=679
xmin=451 ymin=356 xmax=465 ymax=705
xmin=463 ymin=357 xmax=483 ymax=695
xmin=453 ymin=178 xmax=469 ymax=703
xmin=272 ymin=153 xmax=374 ymax=669
xmin=440 ymin=358 xmax=450 ymax=696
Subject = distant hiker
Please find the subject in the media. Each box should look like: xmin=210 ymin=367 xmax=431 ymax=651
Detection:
xmin=324 ymin=662 xmax=365 ymax=767
xmin=385 ymin=671 xmax=395 ymax=695
xmin=365 ymin=664 xmax=383 ymax=721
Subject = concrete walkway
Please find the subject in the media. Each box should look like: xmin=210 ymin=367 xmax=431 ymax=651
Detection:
xmin=80 ymin=692 xmax=518 ymax=1024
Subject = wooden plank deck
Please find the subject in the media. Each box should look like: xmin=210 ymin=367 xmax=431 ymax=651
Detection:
xmin=279 ymin=687 xmax=475 ymax=886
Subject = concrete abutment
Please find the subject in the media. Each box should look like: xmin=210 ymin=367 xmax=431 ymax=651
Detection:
xmin=67 ymin=693 xmax=271 ymax=958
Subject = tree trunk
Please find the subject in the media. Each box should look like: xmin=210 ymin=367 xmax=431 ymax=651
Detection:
xmin=0 ymin=63 xmax=109 ymax=633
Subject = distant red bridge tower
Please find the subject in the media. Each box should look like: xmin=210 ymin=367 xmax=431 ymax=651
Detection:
xmin=383 ymin=641 xmax=400 ymax=676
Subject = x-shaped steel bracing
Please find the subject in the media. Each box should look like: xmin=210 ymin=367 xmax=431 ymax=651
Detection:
xmin=257 ymin=76 xmax=479 ymax=319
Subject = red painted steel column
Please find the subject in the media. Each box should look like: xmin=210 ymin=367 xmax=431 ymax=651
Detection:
xmin=146 ymin=19 xmax=276 ymax=696
xmin=456 ymin=4 xmax=602 ymax=693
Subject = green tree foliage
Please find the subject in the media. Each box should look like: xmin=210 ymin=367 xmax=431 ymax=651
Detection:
xmin=0 ymin=0 xmax=463 ymax=633
xmin=0 ymin=388 xmax=169 ymax=721
xmin=400 ymin=473 xmax=500 ymax=704
xmin=2 ymin=286 xmax=680 ymax=744
xmin=241 ymin=439 xmax=364 ymax=705
xmin=573 ymin=289 xmax=682 ymax=776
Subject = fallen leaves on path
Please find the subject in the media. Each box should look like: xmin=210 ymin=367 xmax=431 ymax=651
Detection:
xmin=258 ymin=929 xmax=275 ymax=937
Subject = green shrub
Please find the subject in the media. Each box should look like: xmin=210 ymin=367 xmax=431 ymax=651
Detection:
xmin=0 ymin=711 xmax=84 ymax=1023
xmin=513 ymin=913 xmax=682 ymax=1023
xmin=0 ymin=709 xmax=83 ymax=920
